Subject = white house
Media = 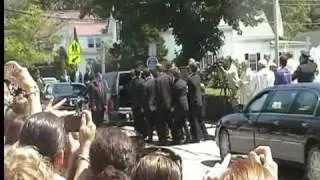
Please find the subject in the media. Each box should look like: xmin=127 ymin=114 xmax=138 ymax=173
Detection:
xmin=154 ymin=4 xmax=311 ymax=71
xmin=51 ymin=11 xmax=120 ymax=74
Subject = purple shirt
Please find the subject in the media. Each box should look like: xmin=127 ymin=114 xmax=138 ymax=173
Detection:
xmin=275 ymin=67 xmax=292 ymax=85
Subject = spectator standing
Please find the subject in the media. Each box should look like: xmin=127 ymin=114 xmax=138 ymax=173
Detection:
xmin=275 ymin=55 xmax=292 ymax=85
xmin=187 ymin=62 xmax=209 ymax=143
xmin=221 ymin=58 xmax=241 ymax=105
xmin=84 ymin=66 xmax=93 ymax=85
xmin=60 ymin=69 xmax=70 ymax=82
xmin=292 ymin=50 xmax=318 ymax=83
xmin=129 ymin=69 xmax=147 ymax=138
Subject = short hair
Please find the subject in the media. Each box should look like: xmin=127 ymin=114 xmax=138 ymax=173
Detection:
xmin=280 ymin=55 xmax=288 ymax=67
xmin=142 ymin=68 xmax=150 ymax=77
xmin=132 ymin=154 xmax=181 ymax=180
xmin=5 ymin=115 xmax=27 ymax=145
xmin=5 ymin=145 xmax=55 ymax=180
xmin=189 ymin=62 xmax=198 ymax=73
xmin=90 ymin=127 xmax=136 ymax=177
xmin=19 ymin=112 xmax=65 ymax=158
xmin=134 ymin=68 xmax=141 ymax=77
xmin=156 ymin=64 xmax=164 ymax=72
xmin=221 ymin=158 xmax=273 ymax=180
xmin=172 ymin=69 xmax=181 ymax=79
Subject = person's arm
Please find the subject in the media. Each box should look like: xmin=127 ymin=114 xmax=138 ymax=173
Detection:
xmin=73 ymin=111 xmax=96 ymax=180
xmin=292 ymin=66 xmax=300 ymax=81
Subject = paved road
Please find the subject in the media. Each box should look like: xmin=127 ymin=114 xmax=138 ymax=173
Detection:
xmin=120 ymin=125 xmax=305 ymax=180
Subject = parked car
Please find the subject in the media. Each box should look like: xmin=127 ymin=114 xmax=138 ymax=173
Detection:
xmin=103 ymin=71 xmax=133 ymax=123
xmin=44 ymin=82 xmax=87 ymax=110
xmin=216 ymin=83 xmax=320 ymax=179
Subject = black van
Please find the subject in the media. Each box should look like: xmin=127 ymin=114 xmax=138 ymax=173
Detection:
xmin=104 ymin=71 xmax=133 ymax=124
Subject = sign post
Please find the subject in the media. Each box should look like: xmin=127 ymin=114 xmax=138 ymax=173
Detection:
xmin=67 ymin=28 xmax=82 ymax=66
xmin=146 ymin=56 xmax=158 ymax=70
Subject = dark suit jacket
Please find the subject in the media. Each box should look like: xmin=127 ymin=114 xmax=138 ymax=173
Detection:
xmin=129 ymin=77 xmax=145 ymax=109
xmin=86 ymin=82 xmax=104 ymax=111
xmin=187 ymin=73 xmax=203 ymax=107
xmin=144 ymin=77 xmax=157 ymax=112
xmin=173 ymin=78 xmax=189 ymax=112
xmin=155 ymin=73 xmax=174 ymax=110
xmin=95 ymin=80 xmax=109 ymax=105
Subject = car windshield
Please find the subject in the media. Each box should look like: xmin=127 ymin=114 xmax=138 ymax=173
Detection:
xmin=52 ymin=84 xmax=85 ymax=95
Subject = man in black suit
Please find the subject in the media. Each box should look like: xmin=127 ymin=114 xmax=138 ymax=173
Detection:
xmin=172 ymin=69 xmax=191 ymax=144
xmin=143 ymin=69 xmax=157 ymax=141
xmin=129 ymin=68 xmax=147 ymax=137
xmin=155 ymin=64 xmax=174 ymax=145
xmin=85 ymin=74 xmax=105 ymax=126
xmin=187 ymin=62 xmax=209 ymax=143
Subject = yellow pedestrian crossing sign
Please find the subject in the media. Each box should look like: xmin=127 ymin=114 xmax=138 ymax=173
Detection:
xmin=67 ymin=39 xmax=82 ymax=65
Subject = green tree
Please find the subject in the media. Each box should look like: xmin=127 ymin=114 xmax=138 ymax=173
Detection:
xmin=310 ymin=4 xmax=320 ymax=29
xmin=5 ymin=0 xmax=61 ymax=67
xmin=82 ymin=0 xmax=266 ymax=65
xmin=264 ymin=0 xmax=312 ymax=39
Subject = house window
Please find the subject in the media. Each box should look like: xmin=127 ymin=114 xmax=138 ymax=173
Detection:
xmin=96 ymin=38 xmax=101 ymax=48
xmin=245 ymin=53 xmax=260 ymax=71
xmin=88 ymin=38 xmax=94 ymax=48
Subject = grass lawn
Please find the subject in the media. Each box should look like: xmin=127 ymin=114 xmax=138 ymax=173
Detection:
xmin=205 ymin=88 xmax=230 ymax=96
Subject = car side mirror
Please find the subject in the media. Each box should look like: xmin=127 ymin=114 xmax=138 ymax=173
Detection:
xmin=234 ymin=104 xmax=244 ymax=113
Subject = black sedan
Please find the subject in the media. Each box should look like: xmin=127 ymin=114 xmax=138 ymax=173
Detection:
xmin=216 ymin=83 xmax=320 ymax=180
xmin=44 ymin=82 xmax=87 ymax=110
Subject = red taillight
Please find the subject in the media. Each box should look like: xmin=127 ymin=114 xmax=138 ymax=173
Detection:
xmin=108 ymin=99 xmax=114 ymax=112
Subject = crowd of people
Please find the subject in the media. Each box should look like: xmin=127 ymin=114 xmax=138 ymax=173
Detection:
xmin=223 ymin=51 xmax=318 ymax=105
xmin=4 ymin=60 xmax=281 ymax=180
xmin=127 ymin=60 xmax=208 ymax=146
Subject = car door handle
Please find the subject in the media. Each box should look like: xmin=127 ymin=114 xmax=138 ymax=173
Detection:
xmin=301 ymin=122 xmax=310 ymax=128
xmin=273 ymin=121 xmax=280 ymax=126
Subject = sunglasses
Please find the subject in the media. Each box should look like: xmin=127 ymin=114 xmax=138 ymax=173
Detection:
xmin=139 ymin=146 xmax=183 ymax=179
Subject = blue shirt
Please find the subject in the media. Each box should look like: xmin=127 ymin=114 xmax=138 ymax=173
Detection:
xmin=275 ymin=67 xmax=292 ymax=85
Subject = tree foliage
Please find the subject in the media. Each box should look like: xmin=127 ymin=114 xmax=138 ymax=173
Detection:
xmin=83 ymin=0 xmax=266 ymax=65
xmin=5 ymin=0 xmax=62 ymax=67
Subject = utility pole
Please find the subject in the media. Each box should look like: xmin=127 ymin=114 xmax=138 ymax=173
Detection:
xmin=274 ymin=0 xmax=280 ymax=66
xmin=101 ymin=42 xmax=106 ymax=74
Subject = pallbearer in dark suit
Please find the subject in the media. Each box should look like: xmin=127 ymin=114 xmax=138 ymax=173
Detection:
xmin=85 ymin=75 xmax=105 ymax=126
xmin=172 ymin=69 xmax=191 ymax=145
xmin=155 ymin=64 xmax=174 ymax=145
xmin=129 ymin=69 xmax=147 ymax=137
xmin=187 ymin=62 xmax=209 ymax=143
xmin=143 ymin=69 xmax=157 ymax=141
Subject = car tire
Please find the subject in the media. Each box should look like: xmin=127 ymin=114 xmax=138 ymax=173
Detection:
xmin=219 ymin=129 xmax=231 ymax=159
xmin=306 ymin=145 xmax=320 ymax=180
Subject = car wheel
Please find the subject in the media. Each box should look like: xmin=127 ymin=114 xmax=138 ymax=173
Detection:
xmin=219 ymin=129 xmax=231 ymax=159
xmin=306 ymin=145 xmax=320 ymax=180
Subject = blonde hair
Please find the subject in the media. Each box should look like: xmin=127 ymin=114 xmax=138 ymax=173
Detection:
xmin=132 ymin=154 xmax=181 ymax=180
xmin=5 ymin=145 xmax=55 ymax=180
xmin=223 ymin=159 xmax=274 ymax=180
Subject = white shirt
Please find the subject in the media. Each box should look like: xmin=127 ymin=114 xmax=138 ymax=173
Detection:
xmin=224 ymin=63 xmax=240 ymax=90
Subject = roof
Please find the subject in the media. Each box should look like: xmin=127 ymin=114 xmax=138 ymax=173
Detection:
xmin=294 ymin=30 xmax=320 ymax=47
xmin=71 ymin=22 xmax=109 ymax=36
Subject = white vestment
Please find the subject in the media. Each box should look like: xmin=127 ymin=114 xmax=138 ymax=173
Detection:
xmin=239 ymin=68 xmax=256 ymax=105
xmin=253 ymin=68 xmax=275 ymax=96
